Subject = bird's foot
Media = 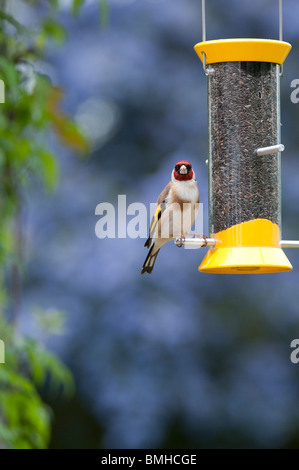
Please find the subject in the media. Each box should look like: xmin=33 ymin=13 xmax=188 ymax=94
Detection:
xmin=176 ymin=236 xmax=185 ymax=248
xmin=201 ymin=234 xmax=209 ymax=247
xmin=192 ymin=234 xmax=209 ymax=247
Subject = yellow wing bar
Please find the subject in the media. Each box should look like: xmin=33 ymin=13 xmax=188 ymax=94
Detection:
xmin=150 ymin=204 xmax=162 ymax=236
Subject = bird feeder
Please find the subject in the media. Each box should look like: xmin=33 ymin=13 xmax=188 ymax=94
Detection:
xmin=195 ymin=37 xmax=292 ymax=273
xmin=175 ymin=0 xmax=299 ymax=273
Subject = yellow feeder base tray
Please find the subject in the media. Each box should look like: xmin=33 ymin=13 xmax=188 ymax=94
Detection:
xmin=199 ymin=219 xmax=293 ymax=274
xmin=199 ymin=246 xmax=292 ymax=274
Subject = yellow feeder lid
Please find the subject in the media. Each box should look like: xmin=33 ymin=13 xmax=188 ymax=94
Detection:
xmin=194 ymin=39 xmax=292 ymax=65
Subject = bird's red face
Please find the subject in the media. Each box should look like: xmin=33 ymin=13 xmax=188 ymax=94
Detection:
xmin=173 ymin=160 xmax=194 ymax=181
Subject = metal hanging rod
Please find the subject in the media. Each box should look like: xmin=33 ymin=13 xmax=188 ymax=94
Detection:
xmin=201 ymin=0 xmax=284 ymax=43
xmin=175 ymin=237 xmax=299 ymax=249
xmin=279 ymin=0 xmax=284 ymax=76
xmin=202 ymin=0 xmax=206 ymax=42
xmin=201 ymin=0 xmax=214 ymax=75
xmin=279 ymin=0 xmax=283 ymax=41
xmin=201 ymin=3 xmax=285 ymax=84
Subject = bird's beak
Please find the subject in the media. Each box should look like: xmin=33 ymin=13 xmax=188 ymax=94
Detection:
xmin=179 ymin=165 xmax=187 ymax=175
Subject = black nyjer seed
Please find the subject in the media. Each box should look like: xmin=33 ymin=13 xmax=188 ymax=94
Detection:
xmin=208 ymin=61 xmax=281 ymax=234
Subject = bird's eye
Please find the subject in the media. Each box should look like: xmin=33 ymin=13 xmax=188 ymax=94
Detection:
xmin=186 ymin=165 xmax=192 ymax=171
xmin=175 ymin=165 xmax=180 ymax=172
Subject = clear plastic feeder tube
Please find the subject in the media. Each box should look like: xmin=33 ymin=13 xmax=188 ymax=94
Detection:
xmin=208 ymin=61 xmax=281 ymax=246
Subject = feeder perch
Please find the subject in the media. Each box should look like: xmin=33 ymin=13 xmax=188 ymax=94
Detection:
xmin=184 ymin=1 xmax=297 ymax=274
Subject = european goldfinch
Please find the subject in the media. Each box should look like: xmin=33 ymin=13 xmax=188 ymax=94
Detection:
xmin=141 ymin=160 xmax=199 ymax=274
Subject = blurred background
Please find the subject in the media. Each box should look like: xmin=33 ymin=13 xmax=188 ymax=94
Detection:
xmin=4 ymin=0 xmax=299 ymax=449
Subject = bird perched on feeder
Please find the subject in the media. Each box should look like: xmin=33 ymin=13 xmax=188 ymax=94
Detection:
xmin=141 ymin=160 xmax=199 ymax=274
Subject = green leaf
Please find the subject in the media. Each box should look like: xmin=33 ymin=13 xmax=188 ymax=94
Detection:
xmin=99 ymin=0 xmax=109 ymax=27
xmin=0 ymin=368 xmax=35 ymax=393
xmin=0 ymin=56 xmax=19 ymax=101
xmin=52 ymin=116 xmax=90 ymax=153
xmin=0 ymin=421 xmax=17 ymax=447
xmin=0 ymin=389 xmax=51 ymax=448
xmin=33 ymin=307 xmax=67 ymax=335
xmin=72 ymin=0 xmax=85 ymax=15
xmin=48 ymin=0 xmax=59 ymax=10
xmin=0 ymin=11 xmax=27 ymax=34
xmin=41 ymin=18 xmax=66 ymax=45
xmin=37 ymin=148 xmax=59 ymax=191
xmin=22 ymin=338 xmax=75 ymax=396
xmin=14 ymin=138 xmax=31 ymax=162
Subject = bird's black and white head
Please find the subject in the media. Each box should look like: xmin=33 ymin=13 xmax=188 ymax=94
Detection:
xmin=172 ymin=160 xmax=195 ymax=182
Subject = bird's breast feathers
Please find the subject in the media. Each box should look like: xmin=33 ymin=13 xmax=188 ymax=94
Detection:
xmin=169 ymin=180 xmax=199 ymax=206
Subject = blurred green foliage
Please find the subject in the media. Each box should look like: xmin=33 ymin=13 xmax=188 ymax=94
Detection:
xmin=0 ymin=0 xmax=104 ymax=449
xmin=0 ymin=315 xmax=74 ymax=449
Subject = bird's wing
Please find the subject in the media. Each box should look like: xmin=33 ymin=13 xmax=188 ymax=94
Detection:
xmin=156 ymin=182 xmax=172 ymax=206
xmin=144 ymin=182 xmax=172 ymax=247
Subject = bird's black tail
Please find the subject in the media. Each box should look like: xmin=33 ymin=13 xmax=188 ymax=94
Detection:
xmin=141 ymin=244 xmax=160 ymax=274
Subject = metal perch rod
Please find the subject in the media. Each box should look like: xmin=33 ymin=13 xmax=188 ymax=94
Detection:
xmin=175 ymin=237 xmax=216 ymax=247
xmin=280 ymin=240 xmax=299 ymax=248
xmin=255 ymin=144 xmax=284 ymax=157
xmin=175 ymin=237 xmax=299 ymax=248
